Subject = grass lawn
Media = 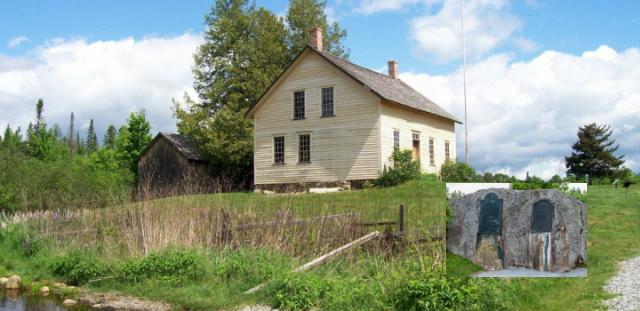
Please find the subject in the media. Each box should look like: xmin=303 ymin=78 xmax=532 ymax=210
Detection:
xmin=446 ymin=185 xmax=640 ymax=310
xmin=0 ymin=175 xmax=446 ymax=310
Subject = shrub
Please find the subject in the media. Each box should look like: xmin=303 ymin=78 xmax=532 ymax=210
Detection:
xmin=0 ymin=147 xmax=132 ymax=213
xmin=440 ymin=161 xmax=478 ymax=182
xmin=119 ymin=249 xmax=201 ymax=285
xmin=268 ymin=274 xmax=328 ymax=311
xmin=392 ymin=274 xmax=507 ymax=311
xmin=375 ymin=149 xmax=421 ymax=187
xmin=49 ymin=251 xmax=108 ymax=285
xmin=0 ymin=225 xmax=44 ymax=257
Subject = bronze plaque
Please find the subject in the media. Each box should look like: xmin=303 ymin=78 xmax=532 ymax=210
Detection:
xmin=478 ymin=193 xmax=502 ymax=235
xmin=532 ymin=200 xmax=554 ymax=233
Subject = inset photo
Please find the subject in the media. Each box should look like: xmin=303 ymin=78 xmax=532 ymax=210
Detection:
xmin=445 ymin=182 xmax=588 ymax=277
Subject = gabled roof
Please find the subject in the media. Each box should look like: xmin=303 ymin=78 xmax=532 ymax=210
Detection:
xmin=140 ymin=132 xmax=207 ymax=163
xmin=246 ymin=45 xmax=461 ymax=123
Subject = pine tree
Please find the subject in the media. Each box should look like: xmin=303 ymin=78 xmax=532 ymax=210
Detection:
xmin=68 ymin=112 xmax=75 ymax=153
xmin=2 ymin=125 xmax=11 ymax=146
xmin=86 ymin=119 xmax=98 ymax=153
xmin=26 ymin=99 xmax=56 ymax=160
xmin=76 ymin=131 xmax=86 ymax=155
xmin=103 ymin=124 xmax=117 ymax=149
xmin=565 ymin=123 xmax=625 ymax=184
xmin=34 ymin=99 xmax=44 ymax=131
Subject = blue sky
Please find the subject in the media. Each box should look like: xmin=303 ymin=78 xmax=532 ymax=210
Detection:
xmin=1 ymin=0 xmax=639 ymax=177
xmin=2 ymin=1 xmax=638 ymax=72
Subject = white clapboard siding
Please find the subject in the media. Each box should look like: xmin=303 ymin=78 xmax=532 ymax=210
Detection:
xmin=253 ymin=51 xmax=382 ymax=184
xmin=379 ymin=100 xmax=456 ymax=174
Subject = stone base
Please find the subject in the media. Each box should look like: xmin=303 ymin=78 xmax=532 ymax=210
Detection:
xmin=254 ymin=180 xmax=372 ymax=194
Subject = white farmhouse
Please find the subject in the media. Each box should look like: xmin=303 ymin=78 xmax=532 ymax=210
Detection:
xmin=246 ymin=28 xmax=460 ymax=192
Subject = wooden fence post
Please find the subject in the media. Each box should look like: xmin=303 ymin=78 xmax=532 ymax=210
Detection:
xmin=398 ymin=204 xmax=405 ymax=234
xmin=221 ymin=208 xmax=233 ymax=246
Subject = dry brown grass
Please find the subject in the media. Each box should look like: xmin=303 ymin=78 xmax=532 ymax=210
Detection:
xmin=16 ymin=177 xmax=445 ymax=263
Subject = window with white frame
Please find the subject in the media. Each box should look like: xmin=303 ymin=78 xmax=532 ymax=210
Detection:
xmin=298 ymin=134 xmax=311 ymax=163
xmin=273 ymin=136 xmax=285 ymax=164
xmin=444 ymin=141 xmax=450 ymax=162
xmin=429 ymin=138 xmax=435 ymax=166
xmin=393 ymin=130 xmax=400 ymax=150
xmin=293 ymin=91 xmax=305 ymax=119
xmin=321 ymin=87 xmax=334 ymax=117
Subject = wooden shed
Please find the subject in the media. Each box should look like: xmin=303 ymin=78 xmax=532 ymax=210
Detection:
xmin=138 ymin=132 xmax=211 ymax=197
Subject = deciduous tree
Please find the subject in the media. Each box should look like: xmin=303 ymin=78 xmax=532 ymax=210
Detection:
xmin=115 ymin=111 xmax=152 ymax=178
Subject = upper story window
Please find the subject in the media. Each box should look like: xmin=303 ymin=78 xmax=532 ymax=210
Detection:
xmin=293 ymin=91 xmax=305 ymax=119
xmin=429 ymin=138 xmax=435 ymax=166
xmin=298 ymin=134 xmax=311 ymax=163
xmin=445 ymin=141 xmax=450 ymax=162
xmin=273 ymin=136 xmax=285 ymax=164
xmin=321 ymin=87 xmax=334 ymax=117
xmin=393 ymin=130 xmax=400 ymax=150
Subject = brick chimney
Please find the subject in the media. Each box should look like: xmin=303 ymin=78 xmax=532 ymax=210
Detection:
xmin=388 ymin=60 xmax=398 ymax=79
xmin=309 ymin=27 xmax=323 ymax=51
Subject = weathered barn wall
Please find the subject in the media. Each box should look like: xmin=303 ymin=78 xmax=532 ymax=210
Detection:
xmin=138 ymin=139 xmax=211 ymax=197
xmin=447 ymin=188 xmax=587 ymax=272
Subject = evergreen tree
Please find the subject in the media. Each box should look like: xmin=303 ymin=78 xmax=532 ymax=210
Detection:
xmin=86 ymin=119 xmax=98 ymax=153
xmin=1 ymin=125 xmax=22 ymax=150
xmin=68 ymin=113 xmax=76 ymax=153
xmin=25 ymin=99 xmax=56 ymax=160
xmin=192 ymin=0 xmax=289 ymax=112
xmin=179 ymin=0 xmax=289 ymax=185
xmin=103 ymin=124 xmax=118 ymax=149
xmin=76 ymin=131 xmax=86 ymax=155
xmin=2 ymin=125 xmax=11 ymax=147
xmin=286 ymin=0 xmax=348 ymax=59
xmin=565 ymin=123 xmax=625 ymax=184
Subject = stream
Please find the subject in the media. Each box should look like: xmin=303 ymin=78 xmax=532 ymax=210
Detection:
xmin=0 ymin=290 xmax=82 ymax=311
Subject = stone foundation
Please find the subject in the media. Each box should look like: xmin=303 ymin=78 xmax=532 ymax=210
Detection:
xmin=254 ymin=180 xmax=372 ymax=194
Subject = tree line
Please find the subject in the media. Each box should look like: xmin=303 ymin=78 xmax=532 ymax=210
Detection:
xmin=0 ymin=99 xmax=152 ymax=212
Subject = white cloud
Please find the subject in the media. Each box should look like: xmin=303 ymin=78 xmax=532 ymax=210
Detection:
xmin=7 ymin=36 xmax=30 ymax=48
xmin=513 ymin=36 xmax=538 ymax=52
xmin=410 ymin=0 xmax=521 ymax=63
xmin=355 ymin=0 xmax=425 ymax=14
xmin=400 ymin=45 xmax=640 ymax=177
xmin=0 ymin=33 xmax=202 ymax=139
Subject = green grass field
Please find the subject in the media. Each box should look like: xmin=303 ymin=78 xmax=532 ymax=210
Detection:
xmin=447 ymin=185 xmax=640 ymax=310
xmin=0 ymin=176 xmax=447 ymax=310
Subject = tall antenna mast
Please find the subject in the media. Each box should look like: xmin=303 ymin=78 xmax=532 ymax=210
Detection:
xmin=460 ymin=0 xmax=469 ymax=164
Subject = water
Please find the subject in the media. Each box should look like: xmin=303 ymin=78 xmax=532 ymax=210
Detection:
xmin=0 ymin=290 xmax=69 ymax=311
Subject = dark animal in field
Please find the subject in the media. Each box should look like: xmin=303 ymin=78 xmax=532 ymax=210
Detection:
xmin=622 ymin=181 xmax=634 ymax=189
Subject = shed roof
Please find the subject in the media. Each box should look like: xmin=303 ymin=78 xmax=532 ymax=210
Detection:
xmin=140 ymin=132 xmax=207 ymax=163
xmin=246 ymin=46 xmax=461 ymax=123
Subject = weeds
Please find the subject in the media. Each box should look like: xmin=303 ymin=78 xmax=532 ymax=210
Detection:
xmin=119 ymin=249 xmax=201 ymax=285
xmin=49 ymin=251 xmax=108 ymax=285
